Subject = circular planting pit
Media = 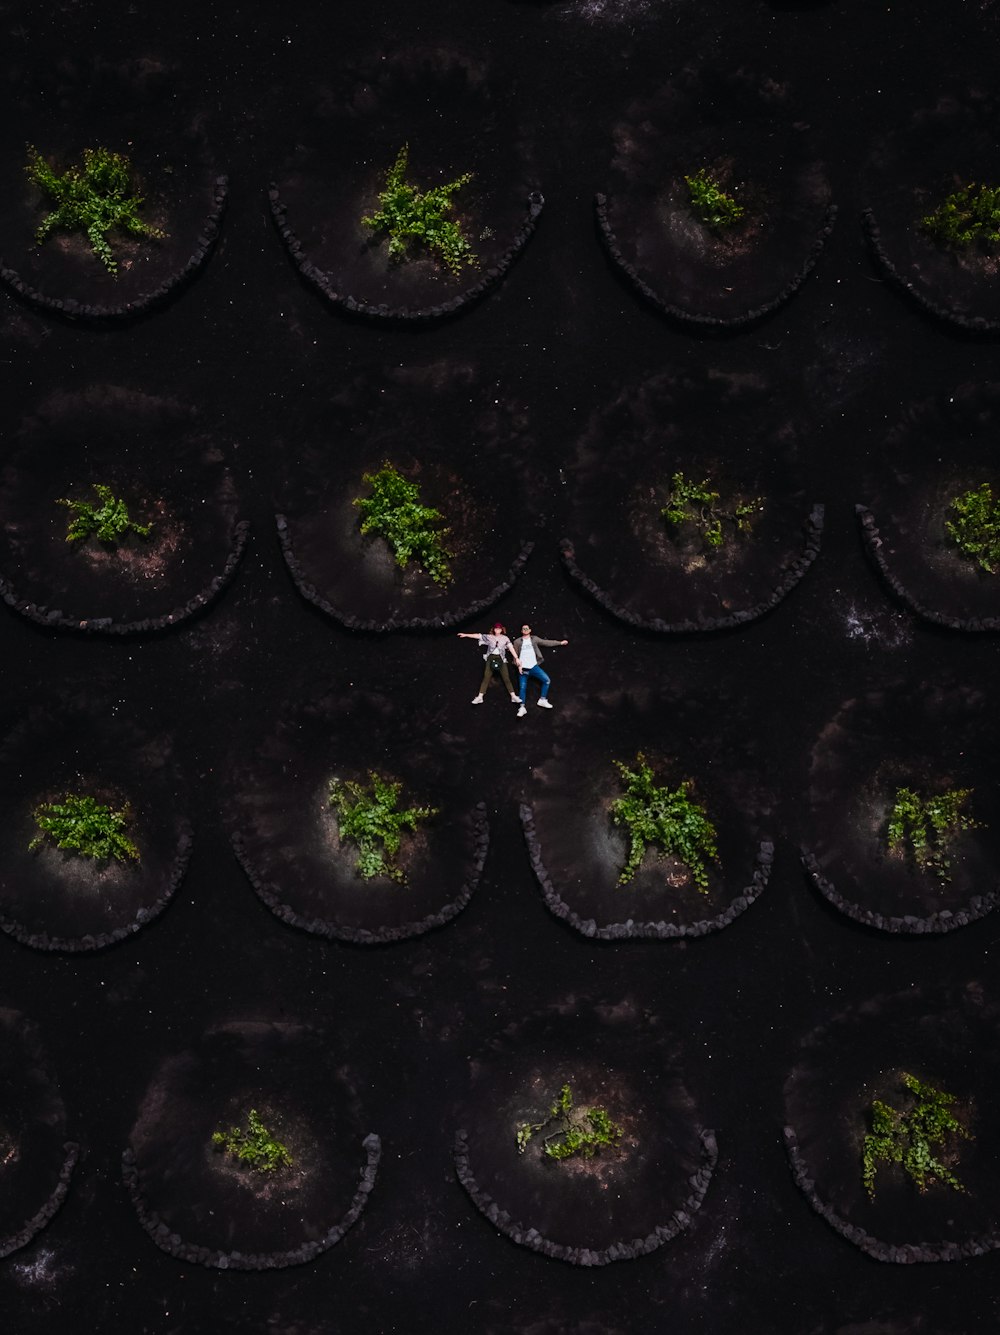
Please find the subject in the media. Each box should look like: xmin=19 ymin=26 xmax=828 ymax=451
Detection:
xmin=0 ymin=1009 xmax=78 ymax=1258
xmin=519 ymin=687 xmax=773 ymax=940
xmin=857 ymin=385 xmax=1000 ymax=632
xmin=784 ymin=984 xmax=1000 ymax=1262
xmin=560 ymin=369 xmax=823 ymax=632
xmin=275 ymin=363 xmax=537 ymax=631
xmin=228 ymin=687 xmax=488 ymax=944
xmin=0 ymin=694 xmax=192 ymax=952
xmin=0 ymin=386 xmax=247 ymax=635
xmin=270 ymin=45 xmax=543 ymax=323
xmin=597 ymin=68 xmax=835 ymax=327
xmin=454 ymin=1002 xmax=716 ymax=1265
xmin=124 ymin=1021 xmax=380 ymax=1269
xmin=863 ymin=92 xmax=1000 ymax=331
xmin=0 ymin=55 xmax=226 ymax=321
xmin=802 ymin=681 xmax=999 ymax=935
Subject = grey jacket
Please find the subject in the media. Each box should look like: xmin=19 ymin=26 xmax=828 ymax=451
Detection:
xmin=512 ymin=635 xmax=561 ymax=665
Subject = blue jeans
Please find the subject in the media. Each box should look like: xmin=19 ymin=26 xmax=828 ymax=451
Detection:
xmin=519 ymin=664 xmax=550 ymax=702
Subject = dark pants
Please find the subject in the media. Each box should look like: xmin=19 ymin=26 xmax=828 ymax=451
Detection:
xmin=480 ymin=655 xmax=515 ymax=696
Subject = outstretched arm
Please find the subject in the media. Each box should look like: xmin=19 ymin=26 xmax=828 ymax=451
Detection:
xmin=456 ymin=632 xmax=480 ymax=639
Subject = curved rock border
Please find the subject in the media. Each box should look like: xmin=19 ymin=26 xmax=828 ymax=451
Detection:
xmin=596 ymin=194 xmax=837 ymax=329
xmin=560 ymin=504 xmax=824 ymax=632
xmin=783 ymin=1124 xmax=1000 ymax=1263
xmin=454 ymin=1125 xmax=717 ymax=1266
xmin=0 ymin=824 xmax=193 ymax=953
xmin=0 ymin=1141 xmax=79 ymax=1259
xmin=857 ymin=506 xmax=1000 ymax=632
xmin=520 ymin=804 xmax=772 ymax=940
xmin=862 ymin=208 xmax=1000 ymax=334
xmin=122 ymin=1132 xmax=380 ymax=1271
xmin=231 ymin=801 xmax=488 ymax=945
xmin=0 ymin=178 xmax=228 ymax=323
xmin=0 ymin=520 xmax=249 ymax=636
xmin=268 ymin=185 xmax=544 ymax=324
xmin=276 ymin=515 xmax=534 ymax=631
xmin=801 ymin=849 xmax=999 ymax=936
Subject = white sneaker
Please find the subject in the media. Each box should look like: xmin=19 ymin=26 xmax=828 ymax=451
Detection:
xmin=471 ymin=695 xmax=484 ymax=705
xmin=509 ymin=693 xmax=520 ymax=703
xmin=517 ymin=705 xmax=527 ymax=717
xmin=537 ymin=698 xmax=553 ymax=709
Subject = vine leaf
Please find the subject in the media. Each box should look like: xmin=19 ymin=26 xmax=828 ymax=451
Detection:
xmin=26 ymin=145 xmax=165 ymax=274
xmin=684 ymin=167 xmax=745 ymax=231
xmin=945 ymin=484 xmax=1000 ymax=574
xmin=57 ymin=484 xmax=152 ymax=544
xmin=515 ymin=1083 xmax=624 ymax=1161
xmin=661 ymin=471 xmax=762 ymax=551
xmin=610 ymin=753 xmax=719 ymax=890
xmin=329 ymin=772 xmax=438 ymax=883
xmin=886 ymin=786 xmax=981 ymax=883
xmin=353 ymin=464 xmax=453 ymax=585
xmin=862 ymin=1073 xmax=971 ymax=1199
xmin=922 ymin=183 xmax=1000 ymax=250
xmin=30 ymin=793 xmax=139 ymax=863
xmin=362 ymin=144 xmax=476 ymax=276
xmin=212 ymin=1109 xmax=292 ymax=1173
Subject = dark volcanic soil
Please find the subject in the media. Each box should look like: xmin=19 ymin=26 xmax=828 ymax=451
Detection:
xmin=2 ymin=2 xmax=1000 ymax=1334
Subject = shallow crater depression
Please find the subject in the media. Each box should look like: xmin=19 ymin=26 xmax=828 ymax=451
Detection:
xmin=561 ymin=367 xmax=823 ymax=630
xmin=228 ymin=684 xmax=488 ymax=942
xmin=455 ymin=1001 xmax=715 ymax=1259
xmin=0 ymin=385 xmax=244 ymax=631
xmin=126 ymin=1020 xmax=378 ymax=1264
xmin=275 ymin=361 xmax=540 ymax=630
xmin=803 ymin=680 xmax=999 ymax=931
xmin=0 ymin=690 xmax=192 ymax=951
xmin=599 ymin=67 xmax=834 ymax=326
xmin=271 ymin=44 xmax=542 ymax=319
xmin=0 ymin=53 xmax=225 ymax=317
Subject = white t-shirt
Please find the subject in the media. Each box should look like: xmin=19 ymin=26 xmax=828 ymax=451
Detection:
xmin=519 ymin=637 xmax=537 ymax=669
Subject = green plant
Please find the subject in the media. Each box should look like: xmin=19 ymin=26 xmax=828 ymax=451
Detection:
xmin=661 ymin=471 xmax=762 ymax=550
xmin=945 ymin=483 xmax=1000 ymax=574
xmin=29 ymin=793 xmax=139 ymax=862
xmin=329 ymin=772 xmax=438 ymax=883
xmin=25 ymin=145 xmax=164 ymax=273
xmin=862 ymin=1073 xmax=971 ymax=1199
xmin=610 ymin=753 xmax=719 ymax=890
xmin=887 ymin=786 xmax=981 ymax=882
xmin=921 ymin=183 xmax=1000 ymax=250
xmin=212 ymin=1109 xmax=292 ymax=1173
xmin=57 ymin=484 xmax=152 ymax=544
xmin=361 ymin=144 xmax=475 ymax=275
xmin=353 ymin=463 xmax=453 ymax=585
xmin=684 ymin=167 xmax=745 ymax=230
xmin=516 ymin=1083 xmax=624 ymax=1161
